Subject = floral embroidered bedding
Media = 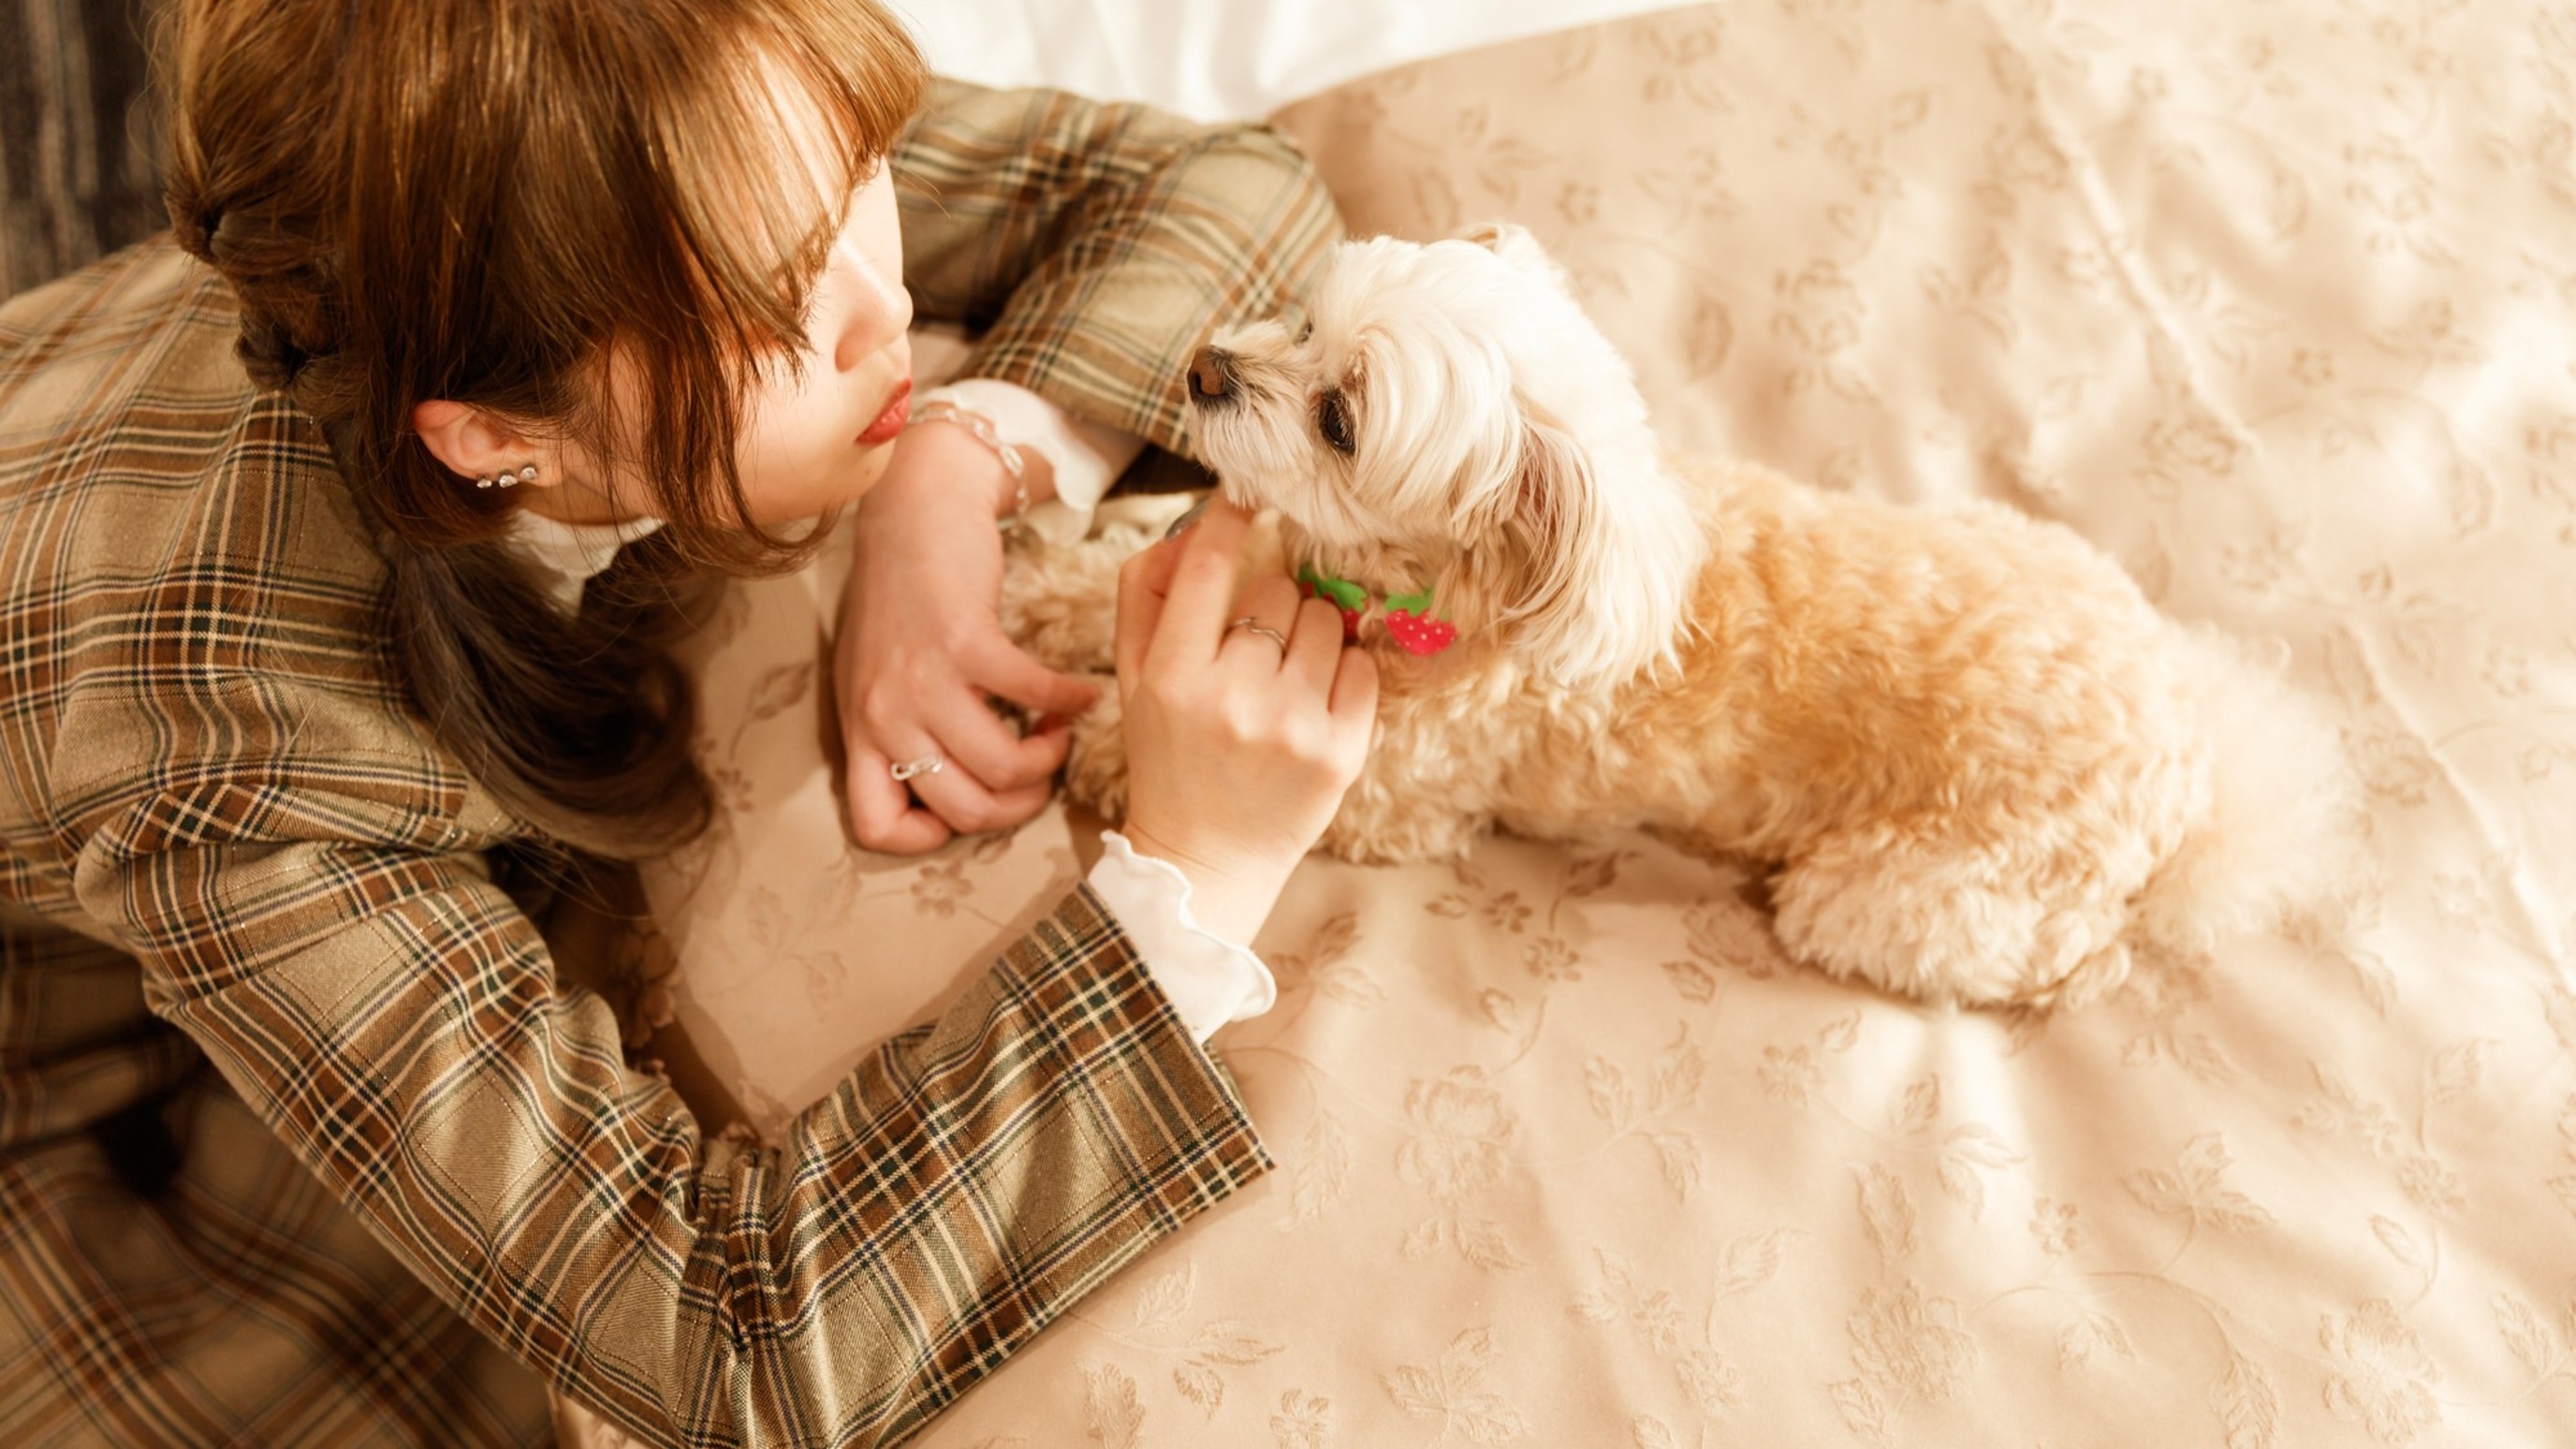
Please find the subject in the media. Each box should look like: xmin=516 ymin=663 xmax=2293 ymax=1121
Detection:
xmin=586 ymin=5 xmax=2576 ymax=1443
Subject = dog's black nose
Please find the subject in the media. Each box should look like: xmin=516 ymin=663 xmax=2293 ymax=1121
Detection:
xmin=1188 ymin=346 xmax=1235 ymax=405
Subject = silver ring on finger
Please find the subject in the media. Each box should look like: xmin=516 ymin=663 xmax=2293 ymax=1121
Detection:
xmin=889 ymin=753 xmax=945 ymax=783
xmin=1225 ymin=616 xmax=1290 ymax=651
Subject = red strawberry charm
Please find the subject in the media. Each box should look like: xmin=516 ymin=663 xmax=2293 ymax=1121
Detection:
xmin=1383 ymin=588 xmax=1456 ymax=656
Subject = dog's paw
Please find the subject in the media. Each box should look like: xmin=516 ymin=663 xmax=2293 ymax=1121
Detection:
xmin=1768 ymin=832 xmax=2140 ymax=1008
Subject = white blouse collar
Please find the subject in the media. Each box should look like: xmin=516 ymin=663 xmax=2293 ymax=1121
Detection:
xmin=501 ymin=506 xmax=666 ymax=613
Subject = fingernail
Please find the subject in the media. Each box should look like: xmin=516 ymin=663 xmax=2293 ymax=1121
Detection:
xmin=1163 ymin=495 xmax=1213 ymax=540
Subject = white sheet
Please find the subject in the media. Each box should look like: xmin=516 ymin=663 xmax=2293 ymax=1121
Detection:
xmin=890 ymin=0 xmax=1698 ymax=119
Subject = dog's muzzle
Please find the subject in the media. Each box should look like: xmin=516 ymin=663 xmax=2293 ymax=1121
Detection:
xmin=1188 ymin=346 xmax=1236 ymax=406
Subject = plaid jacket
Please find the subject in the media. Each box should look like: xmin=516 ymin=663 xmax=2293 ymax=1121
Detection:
xmin=0 ymin=80 xmax=1338 ymax=1447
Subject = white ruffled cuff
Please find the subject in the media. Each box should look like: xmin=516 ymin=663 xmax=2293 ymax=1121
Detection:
xmin=1083 ymin=831 xmax=1279 ymax=1043
xmin=917 ymin=378 xmax=1148 ymax=545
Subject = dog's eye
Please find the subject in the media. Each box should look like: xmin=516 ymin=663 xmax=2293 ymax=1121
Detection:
xmin=1296 ymin=320 xmax=1314 ymax=345
xmin=1316 ymin=390 xmax=1355 ymax=455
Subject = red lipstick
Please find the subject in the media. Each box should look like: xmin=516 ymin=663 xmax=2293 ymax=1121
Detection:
xmin=857 ymin=378 xmax=913 ymax=445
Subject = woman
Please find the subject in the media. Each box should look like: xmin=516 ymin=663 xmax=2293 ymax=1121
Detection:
xmin=0 ymin=1 xmax=1374 ymax=1444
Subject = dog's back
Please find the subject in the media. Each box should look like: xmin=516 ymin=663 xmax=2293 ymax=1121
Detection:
xmin=1597 ymin=457 xmax=2353 ymax=1003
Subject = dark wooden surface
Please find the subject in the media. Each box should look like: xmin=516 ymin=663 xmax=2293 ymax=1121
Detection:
xmin=1 ymin=0 xmax=169 ymax=299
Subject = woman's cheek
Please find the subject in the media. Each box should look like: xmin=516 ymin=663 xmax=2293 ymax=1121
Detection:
xmin=729 ymin=386 xmax=844 ymax=520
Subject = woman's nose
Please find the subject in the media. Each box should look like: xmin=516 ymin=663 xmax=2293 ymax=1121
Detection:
xmin=831 ymin=243 xmax=913 ymax=372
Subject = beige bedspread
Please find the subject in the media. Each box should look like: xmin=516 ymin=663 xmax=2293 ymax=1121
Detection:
xmin=582 ymin=2 xmax=2576 ymax=1443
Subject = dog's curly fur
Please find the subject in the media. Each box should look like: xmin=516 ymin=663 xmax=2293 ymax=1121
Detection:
xmin=1001 ymin=224 xmax=2360 ymax=1008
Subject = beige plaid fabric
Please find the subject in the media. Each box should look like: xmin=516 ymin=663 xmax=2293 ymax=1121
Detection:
xmin=0 ymin=80 xmax=1336 ymax=1447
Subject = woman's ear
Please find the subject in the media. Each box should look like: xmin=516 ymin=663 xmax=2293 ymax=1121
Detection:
xmin=411 ymin=400 xmax=550 ymax=489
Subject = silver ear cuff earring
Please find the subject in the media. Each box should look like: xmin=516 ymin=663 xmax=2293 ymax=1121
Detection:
xmin=476 ymin=464 xmax=539 ymax=490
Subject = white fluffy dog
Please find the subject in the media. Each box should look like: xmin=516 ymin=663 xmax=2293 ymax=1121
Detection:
xmin=1002 ymin=223 xmax=2358 ymax=1008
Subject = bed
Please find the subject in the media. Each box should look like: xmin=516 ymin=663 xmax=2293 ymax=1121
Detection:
xmin=575 ymin=2 xmax=2576 ymax=1443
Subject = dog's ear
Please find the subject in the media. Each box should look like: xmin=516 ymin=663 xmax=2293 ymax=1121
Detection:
xmin=1458 ymin=221 xmax=1565 ymax=283
xmin=1493 ymin=411 xmax=1691 ymax=688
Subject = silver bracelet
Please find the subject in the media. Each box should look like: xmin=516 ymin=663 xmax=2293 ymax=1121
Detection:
xmin=908 ymin=398 xmax=1031 ymax=532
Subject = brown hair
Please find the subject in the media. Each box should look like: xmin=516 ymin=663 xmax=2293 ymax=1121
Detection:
xmin=161 ymin=0 xmax=927 ymax=857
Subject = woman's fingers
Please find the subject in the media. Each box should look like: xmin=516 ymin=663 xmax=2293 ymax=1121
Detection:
xmin=929 ymin=695 xmax=1075 ymax=794
xmin=847 ymin=708 xmax=1068 ymax=847
xmin=1116 ymin=534 xmax=1186 ymax=685
xmin=843 ymin=739 xmax=959 ymax=855
xmin=1282 ymin=594 xmax=1346 ymax=690
xmin=1330 ymin=642 xmax=1381 ymax=734
xmin=1143 ymin=496 xmax=1256 ymax=672
xmin=1220 ymin=574 xmax=1304 ymax=672
xmin=972 ymin=636 xmax=1101 ymax=720
xmin=903 ymin=739 xmax=1056 ymax=836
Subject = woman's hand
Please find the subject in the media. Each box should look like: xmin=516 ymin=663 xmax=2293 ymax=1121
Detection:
xmin=837 ymin=422 xmax=1100 ymax=854
xmin=1115 ymin=497 xmax=1379 ymax=945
